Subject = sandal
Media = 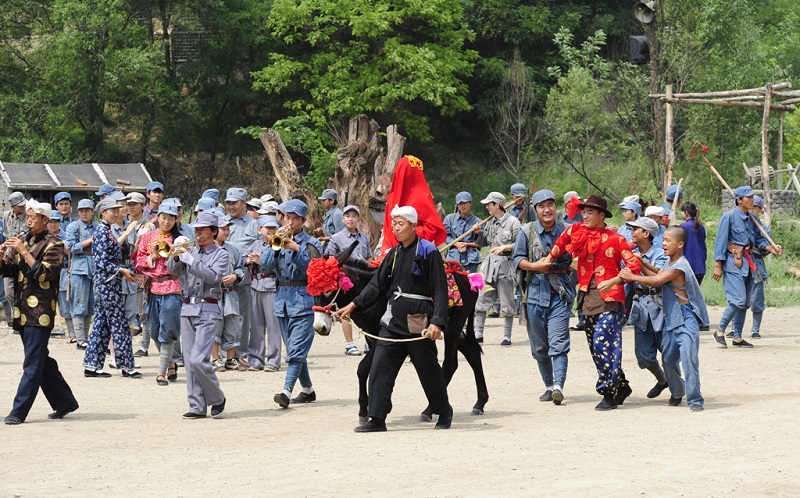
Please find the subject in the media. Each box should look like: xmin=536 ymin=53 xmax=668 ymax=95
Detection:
xmin=68 ymin=337 xmax=77 ymax=344
xmin=156 ymin=374 xmax=169 ymax=386
xmin=167 ymin=363 xmax=179 ymax=382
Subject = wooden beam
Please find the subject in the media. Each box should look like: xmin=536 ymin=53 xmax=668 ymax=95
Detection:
xmin=661 ymin=98 xmax=795 ymax=112
xmin=649 ymin=81 xmax=792 ymax=99
xmin=778 ymin=111 xmax=785 ymax=190
xmin=664 ymin=85 xmax=674 ymax=198
xmin=761 ymin=83 xmax=772 ymax=227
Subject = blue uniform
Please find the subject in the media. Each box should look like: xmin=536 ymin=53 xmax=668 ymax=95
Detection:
xmin=661 ymin=256 xmax=709 ymax=409
xmin=325 ymin=229 xmax=372 ymax=262
xmin=228 ymin=215 xmax=258 ymax=359
xmin=513 ymin=220 xmax=574 ymax=390
xmin=245 ymin=238 xmax=281 ymax=370
xmin=629 ymin=245 xmax=668 ymax=377
xmin=617 ymin=224 xmax=634 ymax=242
xmin=443 ymin=212 xmax=481 ymax=272
xmin=714 ymin=208 xmax=768 ymax=339
xmin=64 ymin=219 xmax=97 ymax=344
xmin=748 ymin=216 xmax=771 ymax=335
xmin=322 ymin=206 xmax=345 ymax=238
xmin=260 ymin=230 xmax=323 ymax=394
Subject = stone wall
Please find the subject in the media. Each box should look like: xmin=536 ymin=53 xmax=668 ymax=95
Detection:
xmin=721 ymin=189 xmax=798 ymax=215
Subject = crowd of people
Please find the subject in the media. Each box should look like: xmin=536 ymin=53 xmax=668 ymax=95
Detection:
xmin=1 ymin=173 xmax=783 ymax=428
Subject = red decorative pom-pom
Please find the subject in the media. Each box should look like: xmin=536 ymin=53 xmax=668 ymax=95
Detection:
xmin=702 ymin=145 xmax=708 ymax=154
xmin=565 ymin=195 xmax=583 ymax=219
xmin=306 ymin=257 xmax=341 ymax=296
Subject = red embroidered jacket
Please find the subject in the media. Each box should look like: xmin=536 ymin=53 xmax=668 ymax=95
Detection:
xmin=549 ymin=224 xmax=640 ymax=304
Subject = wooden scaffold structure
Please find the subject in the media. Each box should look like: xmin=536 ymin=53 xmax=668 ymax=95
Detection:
xmin=650 ymin=82 xmax=798 ymax=227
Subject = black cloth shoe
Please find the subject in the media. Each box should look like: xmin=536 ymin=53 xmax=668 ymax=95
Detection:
xmin=552 ymin=388 xmax=564 ymax=405
xmin=712 ymin=331 xmax=728 ymax=348
xmin=76 ymin=341 xmax=88 ymax=350
xmin=690 ymin=404 xmax=704 ymax=412
xmin=539 ymin=390 xmax=553 ymax=402
xmin=211 ymin=398 xmax=226 ymax=418
xmin=182 ymin=412 xmax=206 ymax=419
xmin=435 ymin=405 xmax=453 ymax=430
xmin=668 ymin=396 xmax=683 ymax=406
xmin=476 ymin=336 xmax=484 ymax=343
xmin=699 ymin=325 xmax=710 ymax=331
xmin=647 ymin=381 xmax=668 ymax=399
xmin=47 ymin=402 xmax=79 ymax=420
xmin=569 ymin=321 xmax=585 ymax=331
xmin=751 ymin=332 xmax=762 ymax=339
xmin=615 ymin=384 xmax=632 ymax=405
xmin=354 ymin=418 xmax=387 ymax=432
xmin=487 ymin=310 xmax=500 ymax=318
xmin=274 ymin=392 xmax=290 ymax=408
xmin=725 ymin=331 xmax=734 ymax=338
xmin=4 ymin=415 xmax=23 ymax=425
xmin=595 ymin=397 xmax=617 ymax=411
xmin=291 ymin=391 xmax=317 ymax=404
xmin=133 ymin=349 xmax=148 ymax=357
xmin=84 ymin=369 xmax=112 ymax=378
xmin=122 ymin=370 xmax=143 ymax=379
xmin=732 ymin=339 xmax=754 ymax=348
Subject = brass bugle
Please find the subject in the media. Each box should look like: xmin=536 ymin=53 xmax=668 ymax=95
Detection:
xmin=156 ymin=238 xmax=198 ymax=258
xmin=269 ymin=231 xmax=293 ymax=251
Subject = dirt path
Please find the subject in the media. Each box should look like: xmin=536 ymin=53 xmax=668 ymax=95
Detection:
xmin=2 ymin=305 xmax=799 ymax=496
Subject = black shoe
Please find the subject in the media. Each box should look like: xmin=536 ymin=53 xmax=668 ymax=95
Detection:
xmin=690 ymin=404 xmax=704 ymax=412
xmin=291 ymin=391 xmax=317 ymax=404
xmin=647 ymin=381 xmax=669 ymax=399
xmin=552 ymin=388 xmax=564 ymax=405
xmin=122 ymin=370 xmax=143 ymax=379
xmin=167 ymin=364 xmax=179 ymax=382
xmin=476 ymin=336 xmax=484 ymax=343
xmin=725 ymin=331 xmax=734 ymax=338
xmin=699 ymin=325 xmax=710 ymax=331
xmin=500 ymin=339 xmax=512 ymax=346
xmin=539 ymin=389 xmax=553 ymax=402
xmin=133 ymin=349 xmax=148 ymax=357
xmin=47 ymin=402 xmax=79 ymax=420
xmin=751 ymin=332 xmax=762 ymax=339
xmin=76 ymin=341 xmax=88 ymax=350
xmin=435 ymin=405 xmax=453 ymax=430
xmin=274 ymin=392 xmax=290 ymax=408
xmin=668 ymin=396 xmax=682 ymax=406
xmin=595 ymin=397 xmax=617 ymax=411
xmin=487 ymin=310 xmax=500 ymax=318
xmin=4 ymin=415 xmax=23 ymax=425
xmin=569 ymin=322 xmax=585 ymax=331
xmin=712 ymin=331 xmax=727 ymax=348
xmin=354 ymin=418 xmax=387 ymax=432
xmin=211 ymin=398 xmax=226 ymax=418
xmin=732 ymin=339 xmax=754 ymax=348
xmin=84 ymin=369 xmax=112 ymax=378
xmin=615 ymin=384 xmax=632 ymax=405
xmin=182 ymin=412 xmax=206 ymax=419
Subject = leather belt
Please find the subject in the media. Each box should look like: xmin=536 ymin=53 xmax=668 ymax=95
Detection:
xmin=549 ymin=269 xmax=571 ymax=274
xmin=254 ymin=272 xmax=273 ymax=279
xmin=279 ymin=281 xmax=307 ymax=287
xmin=183 ymin=297 xmax=219 ymax=304
xmin=82 ymin=251 xmax=92 ymax=255
xmin=635 ymin=288 xmax=659 ymax=296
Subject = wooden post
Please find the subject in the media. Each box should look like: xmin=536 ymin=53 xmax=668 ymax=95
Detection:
xmin=777 ymin=111 xmax=785 ymax=190
xmin=761 ymin=83 xmax=772 ymax=227
xmin=664 ymin=84 xmax=674 ymax=199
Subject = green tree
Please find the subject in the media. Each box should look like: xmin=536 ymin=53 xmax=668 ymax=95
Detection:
xmin=252 ymin=0 xmax=478 ymax=142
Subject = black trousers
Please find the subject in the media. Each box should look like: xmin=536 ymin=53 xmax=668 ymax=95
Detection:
xmin=9 ymin=326 xmax=77 ymax=421
xmin=368 ymin=327 xmax=450 ymax=419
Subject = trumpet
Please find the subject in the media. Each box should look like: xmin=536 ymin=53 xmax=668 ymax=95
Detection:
xmin=155 ymin=238 xmax=198 ymax=258
xmin=269 ymin=230 xmax=294 ymax=251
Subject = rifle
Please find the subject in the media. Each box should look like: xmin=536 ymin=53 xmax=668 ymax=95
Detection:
xmin=440 ymin=200 xmax=515 ymax=254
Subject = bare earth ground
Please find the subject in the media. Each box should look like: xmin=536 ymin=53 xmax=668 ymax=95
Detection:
xmin=1 ymin=305 xmax=800 ymax=497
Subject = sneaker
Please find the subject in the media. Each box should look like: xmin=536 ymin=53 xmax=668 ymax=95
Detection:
xmin=668 ymin=396 xmax=682 ymax=406
xmin=345 ymin=345 xmax=362 ymax=356
xmin=224 ymin=359 xmax=238 ymax=370
xmin=500 ymin=339 xmax=512 ymax=347
xmin=690 ymin=404 xmax=704 ymax=412
xmin=732 ymin=339 xmax=754 ymax=348
xmin=751 ymin=332 xmax=761 ymax=339
xmin=712 ymin=331 xmax=727 ymax=348
xmin=133 ymin=349 xmax=148 ymax=357
xmin=212 ymin=359 xmax=225 ymax=372
xmin=647 ymin=381 xmax=669 ymax=399
xmin=725 ymin=331 xmax=734 ymax=338
xmin=539 ymin=390 xmax=553 ymax=402
xmin=264 ymin=364 xmax=280 ymax=372
xmin=552 ymin=387 xmax=564 ymax=405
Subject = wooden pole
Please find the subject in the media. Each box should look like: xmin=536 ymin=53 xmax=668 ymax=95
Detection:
xmin=777 ymin=111 xmax=785 ymax=190
xmin=761 ymin=83 xmax=772 ymax=228
xmin=649 ymin=81 xmax=792 ymax=98
xmin=664 ymin=85 xmax=674 ymax=199
xmin=660 ymin=98 xmax=795 ymax=112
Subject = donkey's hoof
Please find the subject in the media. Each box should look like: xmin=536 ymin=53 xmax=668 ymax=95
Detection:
xmin=470 ymin=408 xmax=484 ymax=416
xmin=419 ymin=413 xmax=433 ymax=422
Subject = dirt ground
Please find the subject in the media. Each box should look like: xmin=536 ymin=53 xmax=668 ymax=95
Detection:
xmin=1 ymin=305 xmax=800 ymax=497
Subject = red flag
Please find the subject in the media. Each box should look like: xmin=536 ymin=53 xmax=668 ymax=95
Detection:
xmin=379 ymin=155 xmax=447 ymax=256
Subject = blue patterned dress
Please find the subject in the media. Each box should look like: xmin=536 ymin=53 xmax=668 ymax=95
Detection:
xmin=82 ymin=220 xmax=135 ymax=372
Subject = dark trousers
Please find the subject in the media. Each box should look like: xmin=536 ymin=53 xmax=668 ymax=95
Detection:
xmin=368 ymin=328 xmax=450 ymax=419
xmin=9 ymin=326 xmax=77 ymax=421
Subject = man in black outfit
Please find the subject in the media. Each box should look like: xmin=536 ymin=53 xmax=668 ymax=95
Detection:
xmin=3 ymin=199 xmax=78 ymax=425
xmin=339 ymin=205 xmax=452 ymax=432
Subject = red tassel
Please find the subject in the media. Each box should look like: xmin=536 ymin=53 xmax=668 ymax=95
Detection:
xmin=565 ymin=196 xmax=583 ymax=219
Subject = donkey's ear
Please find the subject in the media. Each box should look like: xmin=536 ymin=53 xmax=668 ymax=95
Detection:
xmin=335 ymin=240 xmax=359 ymax=266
